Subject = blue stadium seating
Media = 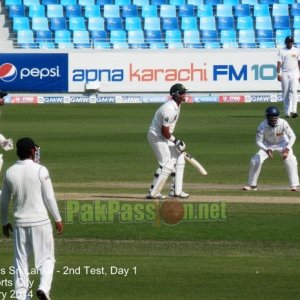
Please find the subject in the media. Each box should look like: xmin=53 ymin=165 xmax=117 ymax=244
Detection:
xmin=273 ymin=16 xmax=290 ymax=29
xmin=17 ymin=29 xmax=35 ymax=44
xmin=85 ymin=5 xmax=101 ymax=18
xmin=133 ymin=0 xmax=149 ymax=6
xmin=88 ymin=17 xmax=105 ymax=31
xmin=162 ymin=17 xmax=179 ymax=30
xmin=144 ymin=17 xmax=161 ymax=30
xmin=238 ymin=29 xmax=256 ymax=47
xmin=181 ymin=17 xmax=198 ymax=30
xmin=259 ymin=0 xmax=275 ymax=4
xmin=237 ymin=16 xmax=253 ymax=29
xmin=23 ymin=0 xmax=39 ymax=6
xmin=69 ymin=17 xmax=86 ymax=31
xmin=206 ymin=0 xmax=221 ymax=5
xmin=5 ymin=0 xmax=22 ymax=6
xmin=122 ymin=4 xmax=138 ymax=17
xmin=187 ymin=0 xmax=203 ymax=6
xmin=55 ymin=29 xmax=72 ymax=43
xmin=293 ymin=16 xmax=300 ymax=29
xmin=255 ymin=16 xmax=272 ymax=30
xmin=9 ymin=4 xmax=25 ymax=18
xmin=259 ymin=42 xmax=275 ymax=48
xmin=42 ymin=0 xmax=59 ymax=5
xmin=78 ymin=0 xmax=94 ymax=6
xmin=106 ymin=17 xmax=123 ymax=30
xmin=47 ymin=4 xmax=64 ymax=18
xmin=220 ymin=29 xmax=236 ymax=43
xmin=50 ymin=17 xmax=67 ymax=30
xmin=235 ymin=4 xmax=251 ymax=17
xmin=204 ymin=41 xmax=220 ymax=48
xmin=170 ymin=0 xmax=185 ymax=5
xmin=35 ymin=29 xmax=52 ymax=42
xmin=39 ymin=41 xmax=56 ymax=48
xmin=60 ymin=0 xmax=76 ymax=5
xmin=224 ymin=0 xmax=238 ymax=5
xmin=65 ymin=4 xmax=83 ymax=17
xmin=91 ymin=29 xmax=107 ymax=41
xmin=73 ymin=30 xmax=91 ymax=48
xmin=165 ymin=29 xmax=181 ymax=43
xmin=32 ymin=17 xmax=50 ymax=31
xmin=216 ymin=4 xmax=233 ymax=17
xmin=29 ymin=4 xmax=46 ymax=18
xmin=128 ymin=30 xmax=146 ymax=47
xmin=141 ymin=5 xmax=158 ymax=17
xmin=199 ymin=16 xmax=216 ymax=30
xmin=57 ymin=42 xmax=74 ymax=48
xmin=160 ymin=5 xmax=177 ymax=18
xmin=110 ymin=30 xmax=127 ymax=44
xmin=115 ymin=0 xmax=131 ymax=5
xmin=217 ymin=16 xmax=234 ymax=30
xmin=145 ymin=29 xmax=162 ymax=43
xmin=291 ymin=4 xmax=300 ymax=16
xmin=125 ymin=17 xmax=142 ymax=30
xmin=183 ymin=30 xmax=200 ymax=46
xmin=275 ymin=29 xmax=291 ymax=46
xmin=272 ymin=4 xmax=289 ymax=16
xmin=253 ymin=4 xmax=269 ymax=17
xmin=197 ymin=4 xmax=213 ymax=17
xmin=178 ymin=5 xmax=195 ymax=17
xmin=201 ymin=29 xmax=218 ymax=42
xmin=256 ymin=29 xmax=273 ymax=42
xmin=13 ymin=16 xmax=30 ymax=31
xmin=96 ymin=0 xmax=112 ymax=4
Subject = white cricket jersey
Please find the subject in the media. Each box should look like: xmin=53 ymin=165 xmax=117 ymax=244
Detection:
xmin=277 ymin=46 xmax=300 ymax=73
xmin=1 ymin=159 xmax=61 ymax=227
xmin=148 ymin=100 xmax=180 ymax=139
xmin=256 ymin=118 xmax=296 ymax=151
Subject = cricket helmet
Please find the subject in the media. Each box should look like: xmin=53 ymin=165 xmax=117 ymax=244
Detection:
xmin=16 ymin=137 xmax=39 ymax=159
xmin=265 ymin=106 xmax=280 ymax=127
xmin=285 ymin=36 xmax=294 ymax=44
xmin=170 ymin=83 xmax=188 ymax=96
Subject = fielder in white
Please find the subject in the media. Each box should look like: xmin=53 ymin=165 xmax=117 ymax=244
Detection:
xmin=1 ymin=137 xmax=63 ymax=300
xmin=147 ymin=83 xmax=189 ymax=199
xmin=277 ymin=36 xmax=300 ymax=118
xmin=243 ymin=106 xmax=299 ymax=191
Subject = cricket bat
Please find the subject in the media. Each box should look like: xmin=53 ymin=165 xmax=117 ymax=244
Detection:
xmin=184 ymin=152 xmax=208 ymax=176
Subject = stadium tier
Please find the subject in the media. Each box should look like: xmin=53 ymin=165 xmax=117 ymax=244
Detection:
xmin=3 ymin=0 xmax=300 ymax=49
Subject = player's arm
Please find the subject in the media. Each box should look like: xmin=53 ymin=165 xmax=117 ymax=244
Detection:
xmin=39 ymin=167 xmax=63 ymax=234
xmin=1 ymin=175 xmax=13 ymax=238
xmin=277 ymin=61 xmax=282 ymax=81
xmin=256 ymin=125 xmax=273 ymax=157
xmin=161 ymin=126 xmax=186 ymax=152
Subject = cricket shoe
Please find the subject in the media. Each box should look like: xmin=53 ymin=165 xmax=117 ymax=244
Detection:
xmin=36 ymin=290 xmax=50 ymax=300
xmin=291 ymin=186 xmax=299 ymax=192
xmin=291 ymin=113 xmax=298 ymax=118
xmin=168 ymin=191 xmax=190 ymax=198
xmin=243 ymin=185 xmax=257 ymax=191
xmin=146 ymin=193 xmax=166 ymax=200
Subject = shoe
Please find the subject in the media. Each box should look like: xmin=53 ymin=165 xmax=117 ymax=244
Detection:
xmin=37 ymin=290 xmax=50 ymax=300
xmin=291 ymin=186 xmax=299 ymax=192
xmin=291 ymin=113 xmax=298 ymax=118
xmin=146 ymin=193 xmax=166 ymax=200
xmin=243 ymin=185 xmax=257 ymax=191
xmin=169 ymin=191 xmax=190 ymax=198
xmin=285 ymin=115 xmax=290 ymax=118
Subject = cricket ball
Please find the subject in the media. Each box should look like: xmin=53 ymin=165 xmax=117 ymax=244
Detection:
xmin=159 ymin=200 xmax=184 ymax=225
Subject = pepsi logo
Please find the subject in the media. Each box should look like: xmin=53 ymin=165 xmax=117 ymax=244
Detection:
xmin=0 ymin=63 xmax=17 ymax=82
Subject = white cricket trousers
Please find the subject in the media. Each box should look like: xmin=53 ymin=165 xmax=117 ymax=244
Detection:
xmin=13 ymin=223 xmax=55 ymax=300
xmin=248 ymin=146 xmax=299 ymax=188
xmin=281 ymin=71 xmax=299 ymax=116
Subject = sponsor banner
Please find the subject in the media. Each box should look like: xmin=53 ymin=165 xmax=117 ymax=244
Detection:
xmin=39 ymin=96 xmax=65 ymax=104
xmin=68 ymin=49 xmax=281 ymax=93
xmin=142 ymin=96 xmax=167 ymax=103
xmin=115 ymin=96 xmax=142 ymax=103
xmin=0 ymin=54 xmax=68 ymax=92
xmin=219 ymin=95 xmax=245 ymax=103
xmin=193 ymin=96 xmax=218 ymax=103
xmin=10 ymin=96 xmax=39 ymax=104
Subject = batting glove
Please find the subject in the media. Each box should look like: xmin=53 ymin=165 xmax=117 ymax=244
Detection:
xmin=175 ymin=139 xmax=186 ymax=152
xmin=2 ymin=138 xmax=13 ymax=151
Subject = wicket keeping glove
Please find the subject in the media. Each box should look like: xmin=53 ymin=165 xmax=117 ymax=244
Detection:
xmin=175 ymin=139 xmax=186 ymax=152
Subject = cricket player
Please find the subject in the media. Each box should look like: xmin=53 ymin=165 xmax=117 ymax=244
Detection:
xmin=146 ymin=83 xmax=189 ymax=199
xmin=277 ymin=36 xmax=300 ymax=118
xmin=1 ymin=137 xmax=63 ymax=300
xmin=243 ymin=106 xmax=299 ymax=191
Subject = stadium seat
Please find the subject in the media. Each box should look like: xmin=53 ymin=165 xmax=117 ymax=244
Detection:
xmin=32 ymin=17 xmax=49 ymax=31
xmin=237 ymin=16 xmax=253 ymax=29
xmin=8 ymin=4 xmax=25 ymax=18
xmin=162 ymin=17 xmax=179 ymax=30
xmin=90 ymin=29 xmax=107 ymax=41
xmin=61 ymin=0 xmax=77 ymax=6
xmin=115 ymin=0 xmax=131 ymax=5
xmin=183 ymin=30 xmax=200 ymax=46
xmin=224 ymin=0 xmax=238 ymax=5
xmin=259 ymin=42 xmax=275 ymax=48
xmin=151 ymin=0 xmax=168 ymax=5
xmin=241 ymin=0 xmax=257 ymax=4
xmin=201 ymin=29 xmax=218 ymax=42
xmin=69 ymin=17 xmax=86 ymax=31
xmin=256 ymin=29 xmax=273 ymax=42
xmin=144 ymin=17 xmax=161 ymax=30
xmin=96 ymin=0 xmax=113 ymax=4
xmin=21 ymin=43 xmax=38 ymax=48
xmin=149 ymin=42 xmax=165 ymax=48
xmin=222 ymin=41 xmax=239 ymax=48
xmin=141 ymin=5 xmax=158 ymax=17
xmin=128 ymin=30 xmax=145 ymax=45
xmin=293 ymin=16 xmax=300 ymax=29
xmin=199 ymin=16 xmax=216 ymax=30
xmin=106 ymin=17 xmax=123 ymax=30
xmin=187 ymin=0 xmax=203 ymax=6
xmin=23 ymin=0 xmax=39 ymax=6
xmin=47 ymin=4 xmax=64 ymax=18
xmin=88 ymin=17 xmax=105 ymax=31
xmin=273 ymin=16 xmax=290 ymax=29
xmin=197 ymin=4 xmax=213 ymax=17
xmin=178 ymin=5 xmax=195 ymax=17
xmin=103 ymin=4 xmax=120 ymax=18
xmin=181 ymin=17 xmax=198 ymax=30
xmin=5 ymin=0 xmax=22 ymax=6
xmin=167 ymin=42 xmax=184 ymax=49
xmin=39 ymin=42 xmax=56 ymax=48
xmin=278 ymin=0 xmax=293 ymax=3
xmin=85 ymin=5 xmax=101 ymax=18
xmin=133 ymin=0 xmax=149 ymax=6
xmin=239 ymin=29 xmax=255 ymax=46
xmin=217 ymin=16 xmax=234 ymax=30
xmin=122 ymin=5 xmax=139 ymax=17
xmin=65 ymin=5 xmax=83 ymax=17
xmin=28 ymin=4 xmax=46 ymax=18
xmin=170 ymin=0 xmax=185 ymax=5
xmin=42 ymin=0 xmax=59 ymax=5
xmin=293 ymin=29 xmax=300 ymax=44
xmin=165 ymin=29 xmax=181 ymax=43
xmin=78 ymin=0 xmax=95 ymax=6
xmin=253 ymin=4 xmax=269 ymax=17
xmin=206 ymin=0 xmax=221 ymax=5
xmin=13 ymin=16 xmax=30 ymax=31
xmin=73 ymin=30 xmax=91 ymax=47
xmin=216 ymin=4 xmax=233 ymax=17
xmin=57 ymin=42 xmax=74 ymax=48
xmin=276 ymin=29 xmax=291 ymax=47
xmin=291 ymin=4 xmax=300 ymax=17
xmin=234 ymin=4 xmax=251 ymax=17
xmin=110 ymin=30 xmax=127 ymax=43
xmin=145 ymin=29 xmax=162 ymax=43
xmin=160 ymin=5 xmax=177 ymax=18
xmin=255 ymin=16 xmax=272 ymax=30
xmin=220 ymin=29 xmax=236 ymax=43
xmin=50 ymin=17 xmax=67 ymax=30
xmin=204 ymin=41 xmax=220 ymax=48
xmin=93 ymin=41 xmax=111 ymax=48
xmin=272 ymin=4 xmax=289 ymax=16
xmin=125 ymin=17 xmax=142 ymax=30
xmin=35 ymin=29 xmax=52 ymax=42
xmin=54 ymin=29 xmax=72 ymax=43
xmin=17 ymin=29 xmax=34 ymax=44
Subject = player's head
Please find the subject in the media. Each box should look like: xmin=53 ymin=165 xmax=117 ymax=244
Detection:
xmin=170 ymin=83 xmax=188 ymax=104
xmin=285 ymin=36 xmax=294 ymax=49
xmin=0 ymin=91 xmax=7 ymax=99
xmin=16 ymin=137 xmax=39 ymax=161
xmin=265 ymin=106 xmax=280 ymax=127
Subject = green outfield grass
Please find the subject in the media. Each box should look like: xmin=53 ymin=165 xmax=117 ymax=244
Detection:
xmin=0 ymin=103 xmax=300 ymax=299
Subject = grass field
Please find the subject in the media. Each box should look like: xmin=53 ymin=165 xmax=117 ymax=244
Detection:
xmin=0 ymin=103 xmax=300 ymax=299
